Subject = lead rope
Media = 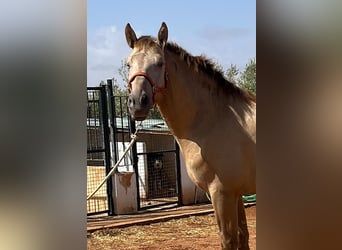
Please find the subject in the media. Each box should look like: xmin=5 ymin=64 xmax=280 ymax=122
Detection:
xmin=87 ymin=122 xmax=143 ymax=200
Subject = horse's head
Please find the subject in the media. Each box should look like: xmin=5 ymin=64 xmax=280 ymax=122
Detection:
xmin=125 ymin=22 xmax=168 ymax=121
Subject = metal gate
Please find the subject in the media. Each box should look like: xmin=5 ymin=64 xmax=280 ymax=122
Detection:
xmin=111 ymin=92 xmax=182 ymax=210
xmin=87 ymin=79 xmax=182 ymax=215
xmin=87 ymin=84 xmax=114 ymax=215
xmin=132 ymin=118 xmax=182 ymax=210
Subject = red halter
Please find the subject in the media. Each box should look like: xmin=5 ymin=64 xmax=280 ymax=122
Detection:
xmin=127 ymin=71 xmax=167 ymax=104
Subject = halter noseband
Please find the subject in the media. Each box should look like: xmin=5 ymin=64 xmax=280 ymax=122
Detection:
xmin=127 ymin=71 xmax=168 ymax=104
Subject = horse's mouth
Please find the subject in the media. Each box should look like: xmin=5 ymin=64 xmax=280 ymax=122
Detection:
xmin=130 ymin=110 xmax=149 ymax=121
xmin=132 ymin=114 xmax=147 ymax=121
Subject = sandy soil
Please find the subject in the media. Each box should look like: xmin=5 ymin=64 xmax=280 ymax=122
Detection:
xmin=87 ymin=205 xmax=256 ymax=250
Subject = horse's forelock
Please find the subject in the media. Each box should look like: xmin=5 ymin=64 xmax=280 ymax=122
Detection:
xmin=134 ymin=36 xmax=159 ymax=51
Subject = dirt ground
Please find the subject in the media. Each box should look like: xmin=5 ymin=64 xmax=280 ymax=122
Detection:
xmin=87 ymin=205 xmax=256 ymax=250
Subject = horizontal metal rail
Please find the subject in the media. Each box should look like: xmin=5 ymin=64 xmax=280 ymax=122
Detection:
xmin=137 ymin=149 xmax=177 ymax=155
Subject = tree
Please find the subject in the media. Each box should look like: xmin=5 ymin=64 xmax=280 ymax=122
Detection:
xmin=118 ymin=59 xmax=129 ymax=84
xmin=87 ymin=90 xmax=100 ymax=119
xmin=112 ymin=78 xmax=128 ymax=96
xmin=225 ymin=58 xmax=256 ymax=94
xmin=110 ymin=79 xmax=129 ymax=117
xmin=239 ymin=58 xmax=256 ymax=94
xmin=225 ymin=64 xmax=239 ymax=84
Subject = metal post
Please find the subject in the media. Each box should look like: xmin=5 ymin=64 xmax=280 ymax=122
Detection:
xmin=106 ymin=79 xmax=119 ymax=166
xmin=99 ymin=83 xmax=115 ymax=215
xmin=129 ymin=117 xmax=141 ymax=210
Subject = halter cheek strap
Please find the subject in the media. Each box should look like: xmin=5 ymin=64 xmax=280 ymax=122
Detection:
xmin=127 ymin=71 xmax=168 ymax=104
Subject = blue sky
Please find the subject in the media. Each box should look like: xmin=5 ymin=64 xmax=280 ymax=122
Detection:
xmin=87 ymin=0 xmax=256 ymax=87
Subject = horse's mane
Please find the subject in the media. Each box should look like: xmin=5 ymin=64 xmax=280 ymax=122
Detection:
xmin=134 ymin=36 xmax=256 ymax=103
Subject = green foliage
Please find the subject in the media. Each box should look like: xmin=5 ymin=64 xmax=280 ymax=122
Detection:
xmin=225 ymin=58 xmax=256 ymax=94
xmin=110 ymin=79 xmax=128 ymax=117
xmin=240 ymin=58 xmax=256 ymax=93
xmin=87 ymin=91 xmax=100 ymax=119
xmin=112 ymin=78 xmax=128 ymax=96
xmin=118 ymin=59 xmax=129 ymax=84
xmin=225 ymin=64 xmax=240 ymax=83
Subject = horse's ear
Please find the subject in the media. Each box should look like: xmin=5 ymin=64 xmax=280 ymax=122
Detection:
xmin=158 ymin=22 xmax=168 ymax=48
xmin=125 ymin=23 xmax=137 ymax=48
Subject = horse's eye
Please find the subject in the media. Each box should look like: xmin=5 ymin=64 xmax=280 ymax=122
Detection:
xmin=125 ymin=63 xmax=131 ymax=69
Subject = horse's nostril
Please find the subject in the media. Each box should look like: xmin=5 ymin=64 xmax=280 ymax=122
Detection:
xmin=127 ymin=96 xmax=135 ymax=107
xmin=140 ymin=93 xmax=149 ymax=106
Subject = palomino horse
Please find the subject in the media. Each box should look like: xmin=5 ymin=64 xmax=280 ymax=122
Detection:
xmin=125 ymin=22 xmax=256 ymax=250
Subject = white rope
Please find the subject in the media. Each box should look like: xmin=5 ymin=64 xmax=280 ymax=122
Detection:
xmin=87 ymin=124 xmax=142 ymax=200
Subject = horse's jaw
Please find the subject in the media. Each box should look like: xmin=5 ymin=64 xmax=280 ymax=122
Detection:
xmin=129 ymin=109 xmax=150 ymax=121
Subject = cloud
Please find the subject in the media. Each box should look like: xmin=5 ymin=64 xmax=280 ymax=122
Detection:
xmin=87 ymin=25 xmax=130 ymax=87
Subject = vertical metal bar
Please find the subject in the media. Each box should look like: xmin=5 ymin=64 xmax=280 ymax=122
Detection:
xmin=106 ymin=79 xmax=118 ymax=215
xmin=106 ymin=79 xmax=119 ymax=165
xmin=118 ymin=97 xmax=126 ymax=162
xmin=129 ymin=117 xmax=141 ymax=210
xmin=119 ymin=97 xmax=125 ymax=144
xmin=99 ymin=84 xmax=114 ymax=215
xmin=174 ymin=140 xmax=183 ymax=206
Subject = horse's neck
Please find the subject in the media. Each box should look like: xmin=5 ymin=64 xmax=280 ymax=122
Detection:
xmin=156 ymin=52 xmax=256 ymax=143
xmin=156 ymin=54 xmax=224 ymax=139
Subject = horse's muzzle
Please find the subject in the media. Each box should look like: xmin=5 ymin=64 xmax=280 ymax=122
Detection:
xmin=127 ymin=93 xmax=152 ymax=121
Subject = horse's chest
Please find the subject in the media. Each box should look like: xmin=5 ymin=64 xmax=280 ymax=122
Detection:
xmin=178 ymin=140 xmax=214 ymax=190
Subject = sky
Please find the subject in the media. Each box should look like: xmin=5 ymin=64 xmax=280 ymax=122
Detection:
xmin=87 ymin=0 xmax=256 ymax=87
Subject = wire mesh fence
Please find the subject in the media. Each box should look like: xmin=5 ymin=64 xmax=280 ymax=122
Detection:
xmin=87 ymin=82 xmax=181 ymax=215
xmin=87 ymin=87 xmax=111 ymax=215
xmin=112 ymin=96 xmax=181 ymax=210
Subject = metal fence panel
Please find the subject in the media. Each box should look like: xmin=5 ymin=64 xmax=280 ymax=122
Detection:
xmin=87 ymin=80 xmax=182 ymax=215
xmin=87 ymin=85 xmax=114 ymax=215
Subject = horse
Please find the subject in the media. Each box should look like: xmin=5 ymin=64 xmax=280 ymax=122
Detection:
xmin=124 ymin=22 xmax=256 ymax=250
